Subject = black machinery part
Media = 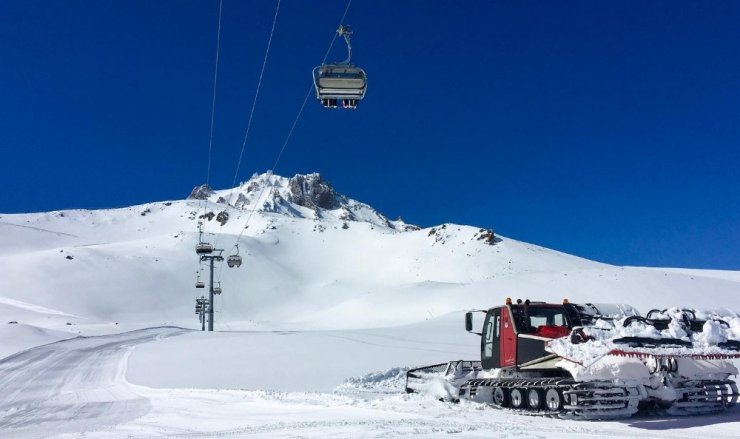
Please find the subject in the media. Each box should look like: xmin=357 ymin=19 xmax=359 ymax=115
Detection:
xmin=458 ymin=377 xmax=737 ymax=419
xmin=460 ymin=377 xmax=641 ymax=420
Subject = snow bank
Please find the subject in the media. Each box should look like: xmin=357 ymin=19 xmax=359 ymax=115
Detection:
xmin=0 ymin=324 xmax=74 ymax=359
xmin=337 ymin=367 xmax=408 ymax=394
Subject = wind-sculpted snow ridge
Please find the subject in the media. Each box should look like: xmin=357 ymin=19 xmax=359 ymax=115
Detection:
xmin=547 ymin=308 xmax=740 ymax=367
xmin=197 ymin=172 xmax=419 ymax=231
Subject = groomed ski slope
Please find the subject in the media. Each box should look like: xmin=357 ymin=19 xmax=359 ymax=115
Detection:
xmin=2 ymin=326 xmax=740 ymax=439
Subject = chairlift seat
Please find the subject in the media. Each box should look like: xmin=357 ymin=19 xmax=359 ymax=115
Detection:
xmin=227 ymin=255 xmax=243 ymax=268
xmin=313 ymin=65 xmax=367 ymax=100
xmin=196 ymin=242 xmax=214 ymax=255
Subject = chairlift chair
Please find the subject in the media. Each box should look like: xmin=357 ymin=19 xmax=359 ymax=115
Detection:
xmin=214 ymin=282 xmax=222 ymax=295
xmin=227 ymin=244 xmax=243 ymax=268
xmin=195 ymin=242 xmax=214 ymax=255
xmin=227 ymin=255 xmax=242 ymax=268
xmin=313 ymin=25 xmax=367 ymax=109
xmin=195 ymin=274 xmax=205 ymax=289
xmin=313 ymin=66 xmax=367 ymax=109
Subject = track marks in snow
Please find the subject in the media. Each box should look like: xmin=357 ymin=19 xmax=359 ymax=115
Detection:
xmin=0 ymin=220 xmax=79 ymax=237
xmin=0 ymin=327 xmax=187 ymax=438
xmin=85 ymin=389 xmax=686 ymax=439
xmin=4 ymin=327 xmax=740 ymax=438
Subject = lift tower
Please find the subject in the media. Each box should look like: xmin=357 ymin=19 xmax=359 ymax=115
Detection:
xmin=197 ymin=247 xmax=223 ymax=331
xmin=194 ymin=222 xmax=243 ymax=331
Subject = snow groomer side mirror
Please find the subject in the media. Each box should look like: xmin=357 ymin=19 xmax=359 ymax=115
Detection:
xmin=465 ymin=310 xmax=487 ymax=336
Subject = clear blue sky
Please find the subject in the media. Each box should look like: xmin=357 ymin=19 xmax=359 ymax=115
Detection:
xmin=1 ymin=1 xmax=738 ymax=269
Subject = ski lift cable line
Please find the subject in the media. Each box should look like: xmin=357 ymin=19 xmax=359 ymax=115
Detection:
xmin=230 ymin=0 xmax=282 ymax=188
xmin=209 ymin=0 xmax=282 ymax=256
xmin=320 ymin=0 xmax=353 ymax=65
xmin=205 ymin=0 xmax=224 ymax=188
xmin=201 ymin=0 xmax=225 ymax=235
xmin=228 ymin=0 xmax=353 ymax=244
xmin=217 ymin=0 xmax=354 ymax=274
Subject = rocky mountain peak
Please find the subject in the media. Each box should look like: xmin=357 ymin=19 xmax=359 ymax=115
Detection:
xmin=191 ymin=172 xmax=418 ymax=232
xmin=187 ymin=184 xmax=214 ymax=200
xmin=287 ymin=173 xmax=341 ymax=210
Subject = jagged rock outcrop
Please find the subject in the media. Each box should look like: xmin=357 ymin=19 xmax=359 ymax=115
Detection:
xmin=199 ymin=211 xmax=215 ymax=221
xmin=338 ymin=207 xmax=356 ymax=221
xmin=188 ymin=184 xmax=215 ymax=200
xmin=287 ymin=174 xmax=341 ymax=210
xmin=393 ymin=217 xmax=420 ymax=232
xmin=194 ymin=172 xmax=422 ymax=232
xmin=475 ymin=228 xmax=497 ymax=245
xmin=216 ymin=211 xmax=229 ymax=226
xmin=235 ymin=193 xmax=249 ymax=209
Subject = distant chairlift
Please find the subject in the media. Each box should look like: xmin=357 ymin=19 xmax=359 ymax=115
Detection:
xmin=213 ymin=282 xmax=222 ymax=295
xmin=227 ymin=244 xmax=243 ymax=268
xmin=195 ymin=275 xmax=205 ymax=289
xmin=196 ymin=242 xmax=214 ymax=255
xmin=313 ymin=25 xmax=367 ymax=109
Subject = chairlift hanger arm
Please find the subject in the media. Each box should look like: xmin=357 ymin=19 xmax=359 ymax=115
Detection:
xmin=337 ymin=24 xmax=352 ymax=64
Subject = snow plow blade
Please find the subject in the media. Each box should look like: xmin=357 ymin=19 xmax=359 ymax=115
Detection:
xmin=405 ymin=360 xmax=482 ymax=396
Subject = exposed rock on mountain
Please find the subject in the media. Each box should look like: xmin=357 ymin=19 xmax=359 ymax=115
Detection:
xmin=288 ymin=173 xmax=341 ymax=210
xmin=197 ymin=172 xmax=417 ymax=232
xmin=188 ymin=184 xmax=214 ymax=200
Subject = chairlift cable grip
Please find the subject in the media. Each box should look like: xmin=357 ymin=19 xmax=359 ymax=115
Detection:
xmin=337 ymin=24 xmax=353 ymax=64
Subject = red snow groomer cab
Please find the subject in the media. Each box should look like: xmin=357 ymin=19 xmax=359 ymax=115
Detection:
xmin=406 ymin=298 xmax=740 ymax=419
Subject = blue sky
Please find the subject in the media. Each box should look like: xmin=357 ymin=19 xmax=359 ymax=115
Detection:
xmin=1 ymin=1 xmax=738 ymax=269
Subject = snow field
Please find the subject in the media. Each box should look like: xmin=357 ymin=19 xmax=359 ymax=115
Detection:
xmin=2 ymin=173 xmax=740 ymax=437
xmin=2 ymin=327 xmax=739 ymax=439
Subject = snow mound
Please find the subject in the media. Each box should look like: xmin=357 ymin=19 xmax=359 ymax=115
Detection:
xmin=339 ymin=365 xmax=461 ymax=401
xmin=337 ymin=367 xmax=409 ymax=394
xmin=0 ymin=324 xmax=75 ymax=359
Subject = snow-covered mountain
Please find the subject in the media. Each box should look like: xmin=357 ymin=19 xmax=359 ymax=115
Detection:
xmin=0 ymin=171 xmax=738 ymax=337
xmin=3 ymin=172 xmax=740 ymax=438
xmin=189 ymin=172 xmax=419 ymax=231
